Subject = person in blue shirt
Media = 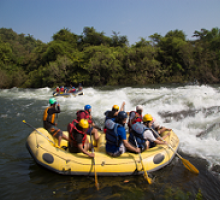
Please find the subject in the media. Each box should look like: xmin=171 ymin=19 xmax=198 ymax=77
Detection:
xmin=105 ymin=111 xmax=141 ymax=157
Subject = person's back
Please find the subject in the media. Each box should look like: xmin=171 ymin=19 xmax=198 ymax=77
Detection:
xmin=128 ymin=105 xmax=143 ymax=131
xmin=68 ymin=119 xmax=94 ymax=158
xmin=105 ymin=111 xmax=140 ymax=157
xmin=55 ymin=87 xmax=60 ymax=93
xmin=129 ymin=122 xmax=147 ymax=151
xmin=43 ymin=98 xmax=60 ymax=130
xmin=105 ymin=119 xmax=126 ymax=157
xmin=43 ymin=98 xmax=69 ymax=147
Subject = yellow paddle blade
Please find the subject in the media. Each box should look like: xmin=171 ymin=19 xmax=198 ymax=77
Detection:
xmin=94 ymin=171 xmax=99 ymax=190
xmin=23 ymin=120 xmax=26 ymax=123
xmin=181 ymin=158 xmax=199 ymax=174
xmin=141 ymin=160 xmax=153 ymax=184
xmin=143 ymin=172 xmax=153 ymax=184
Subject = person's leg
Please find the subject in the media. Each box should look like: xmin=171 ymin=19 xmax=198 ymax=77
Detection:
xmin=62 ymin=133 xmax=69 ymax=142
xmin=91 ymin=128 xmax=99 ymax=141
xmin=58 ymin=135 xmax=62 ymax=146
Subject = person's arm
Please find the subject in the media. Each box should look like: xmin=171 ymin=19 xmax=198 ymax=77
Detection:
xmin=160 ymin=132 xmax=171 ymax=141
xmin=118 ymin=127 xmax=140 ymax=153
xmin=123 ymin=140 xmax=141 ymax=153
xmin=154 ymin=139 xmax=167 ymax=145
xmin=119 ymin=101 xmax=126 ymax=112
xmin=158 ymin=127 xmax=171 ymax=134
xmin=78 ymin=144 xmax=94 ymax=158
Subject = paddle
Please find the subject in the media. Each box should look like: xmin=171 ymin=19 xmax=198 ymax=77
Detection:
xmin=133 ymin=136 xmax=153 ymax=184
xmin=150 ymin=128 xmax=199 ymax=175
xmin=22 ymin=120 xmax=60 ymax=148
xmin=90 ymin=130 xmax=99 ymax=190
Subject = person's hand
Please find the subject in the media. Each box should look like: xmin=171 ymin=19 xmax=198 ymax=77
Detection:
xmin=136 ymin=148 xmax=141 ymax=153
xmin=122 ymin=101 xmax=126 ymax=105
xmin=167 ymin=132 xmax=171 ymax=136
xmin=89 ymin=153 xmax=95 ymax=158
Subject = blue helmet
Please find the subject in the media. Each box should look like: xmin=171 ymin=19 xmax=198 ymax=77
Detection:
xmin=84 ymin=105 xmax=91 ymax=111
xmin=72 ymin=87 xmax=75 ymax=89
xmin=118 ymin=111 xmax=127 ymax=120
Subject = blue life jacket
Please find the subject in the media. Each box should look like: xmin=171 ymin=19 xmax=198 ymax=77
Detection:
xmin=129 ymin=122 xmax=150 ymax=149
xmin=105 ymin=119 xmax=122 ymax=147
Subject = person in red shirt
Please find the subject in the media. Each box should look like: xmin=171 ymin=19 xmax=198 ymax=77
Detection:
xmin=76 ymin=105 xmax=100 ymax=145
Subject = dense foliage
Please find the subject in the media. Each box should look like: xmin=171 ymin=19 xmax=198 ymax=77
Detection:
xmin=0 ymin=27 xmax=220 ymax=88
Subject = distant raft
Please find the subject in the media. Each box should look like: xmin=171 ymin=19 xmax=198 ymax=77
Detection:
xmin=26 ymin=128 xmax=179 ymax=176
xmin=53 ymin=90 xmax=83 ymax=97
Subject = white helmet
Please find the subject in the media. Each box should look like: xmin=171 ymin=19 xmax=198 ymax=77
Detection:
xmin=153 ymin=121 xmax=160 ymax=128
xmin=136 ymin=105 xmax=143 ymax=111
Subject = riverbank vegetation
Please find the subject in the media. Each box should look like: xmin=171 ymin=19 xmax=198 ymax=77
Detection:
xmin=0 ymin=27 xmax=220 ymax=88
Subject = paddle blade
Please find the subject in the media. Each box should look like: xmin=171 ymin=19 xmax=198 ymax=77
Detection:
xmin=181 ymin=158 xmax=199 ymax=174
xmin=141 ymin=160 xmax=153 ymax=184
xmin=143 ymin=172 xmax=153 ymax=184
xmin=23 ymin=120 xmax=26 ymax=123
xmin=95 ymin=173 xmax=99 ymax=190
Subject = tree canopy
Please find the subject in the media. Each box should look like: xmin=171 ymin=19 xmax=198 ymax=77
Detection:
xmin=0 ymin=26 xmax=220 ymax=88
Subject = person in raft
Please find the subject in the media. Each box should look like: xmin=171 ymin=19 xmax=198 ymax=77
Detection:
xmin=105 ymin=111 xmax=141 ymax=157
xmin=43 ymin=98 xmax=69 ymax=147
xmin=103 ymin=102 xmax=126 ymax=132
xmin=55 ymin=86 xmax=60 ymax=93
xmin=128 ymin=105 xmax=144 ymax=132
xmin=76 ymin=105 xmax=100 ymax=145
xmin=67 ymin=118 xmax=94 ymax=158
xmin=68 ymin=87 xmax=76 ymax=93
xmin=129 ymin=114 xmax=170 ymax=150
xmin=78 ymin=83 xmax=83 ymax=91
xmin=104 ymin=102 xmax=126 ymax=122
xmin=152 ymin=120 xmax=172 ymax=135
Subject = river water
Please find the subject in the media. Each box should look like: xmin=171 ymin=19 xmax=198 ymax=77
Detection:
xmin=1 ymin=84 xmax=220 ymax=200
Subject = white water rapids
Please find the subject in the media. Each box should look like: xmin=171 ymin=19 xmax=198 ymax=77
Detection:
xmin=1 ymin=85 xmax=220 ymax=169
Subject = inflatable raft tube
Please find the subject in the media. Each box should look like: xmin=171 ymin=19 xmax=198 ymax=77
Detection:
xmin=53 ymin=90 xmax=83 ymax=97
xmin=26 ymin=128 xmax=179 ymax=176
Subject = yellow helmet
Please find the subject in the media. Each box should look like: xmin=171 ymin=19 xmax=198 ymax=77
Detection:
xmin=79 ymin=119 xmax=89 ymax=129
xmin=112 ymin=105 xmax=119 ymax=111
xmin=143 ymin=114 xmax=153 ymax=122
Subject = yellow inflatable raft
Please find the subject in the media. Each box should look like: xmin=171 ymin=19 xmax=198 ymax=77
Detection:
xmin=53 ymin=90 xmax=83 ymax=97
xmin=26 ymin=128 xmax=179 ymax=176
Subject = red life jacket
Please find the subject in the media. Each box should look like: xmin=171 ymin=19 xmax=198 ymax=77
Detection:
xmin=128 ymin=111 xmax=142 ymax=130
xmin=60 ymin=88 xmax=64 ymax=92
xmin=67 ymin=119 xmax=87 ymax=147
xmin=56 ymin=88 xmax=59 ymax=92
xmin=76 ymin=110 xmax=92 ymax=124
xmin=70 ymin=89 xmax=76 ymax=93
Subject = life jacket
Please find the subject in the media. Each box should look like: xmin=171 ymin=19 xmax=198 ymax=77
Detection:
xmin=70 ymin=89 xmax=76 ymax=93
xmin=128 ymin=111 xmax=142 ymax=130
xmin=76 ymin=110 xmax=92 ymax=124
xmin=105 ymin=119 xmax=122 ymax=147
xmin=104 ymin=110 xmax=117 ymax=122
xmin=56 ymin=88 xmax=59 ymax=92
xmin=67 ymin=119 xmax=87 ymax=147
xmin=60 ymin=88 xmax=64 ymax=92
xmin=129 ymin=122 xmax=150 ymax=149
xmin=43 ymin=106 xmax=56 ymax=125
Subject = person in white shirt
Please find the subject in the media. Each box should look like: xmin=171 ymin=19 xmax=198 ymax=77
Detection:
xmin=142 ymin=114 xmax=171 ymax=149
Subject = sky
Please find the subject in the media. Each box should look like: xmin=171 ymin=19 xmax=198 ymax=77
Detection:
xmin=0 ymin=0 xmax=220 ymax=45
